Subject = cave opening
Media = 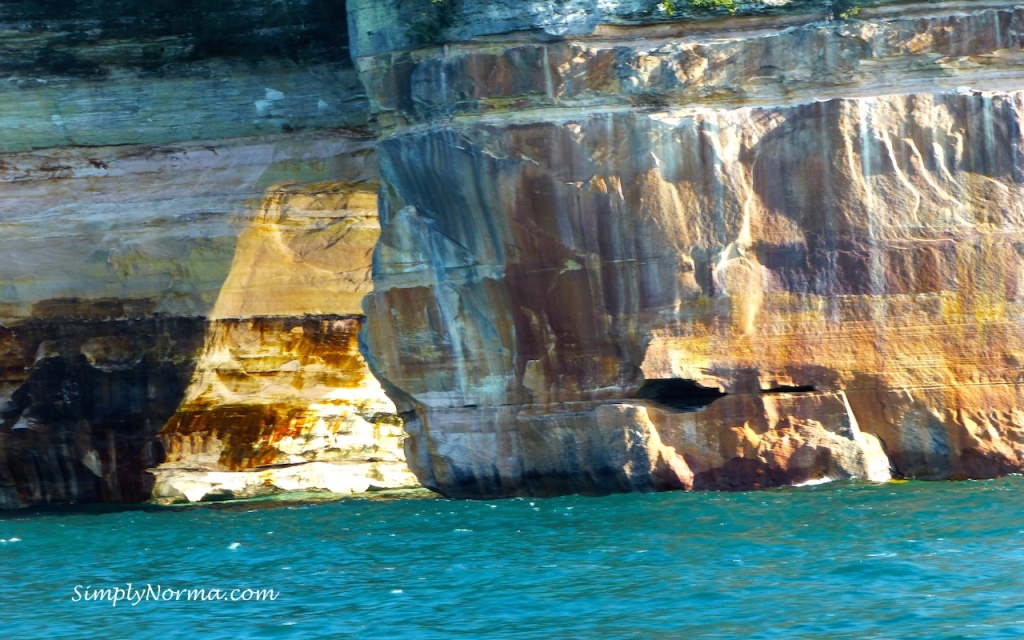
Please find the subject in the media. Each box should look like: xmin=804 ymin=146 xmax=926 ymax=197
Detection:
xmin=634 ymin=379 xmax=727 ymax=412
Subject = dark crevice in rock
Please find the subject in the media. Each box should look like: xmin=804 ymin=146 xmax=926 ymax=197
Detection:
xmin=635 ymin=379 xmax=726 ymax=412
xmin=760 ymin=385 xmax=817 ymax=395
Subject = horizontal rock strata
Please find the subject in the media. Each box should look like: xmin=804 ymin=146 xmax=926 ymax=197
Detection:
xmin=0 ymin=2 xmax=417 ymax=507
xmin=153 ymin=315 xmax=415 ymax=503
xmin=355 ymin=0 xmax=1024 ymax=496
xmin=0 ymin=0 xmax=364 ymax=150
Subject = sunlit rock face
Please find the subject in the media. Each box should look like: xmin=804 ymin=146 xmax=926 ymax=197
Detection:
xmin=153 ymin=316 xmax=413 ymax=503
xmin=152 ymin=183 xmax=417 ymax=503
xmin=353 ymin=0 xmax=1024 ymax=497
xmin=0 ymin=1 xmax=416 ymax=507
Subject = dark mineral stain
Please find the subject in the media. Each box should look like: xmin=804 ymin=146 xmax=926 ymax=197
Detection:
xmin=0 ymin=312 xmax=207 ymax=508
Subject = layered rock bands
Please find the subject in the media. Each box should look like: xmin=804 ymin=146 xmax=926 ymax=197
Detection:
xmin=8 ymin=0 xmax=1024 ymax=505
xmin=0 ymin=2 xmax=417 ymax=508
xmin=151 ymin=182 xmax=416 ymax=503
xmin=353 ymin=0 xmax=1024 ymax=496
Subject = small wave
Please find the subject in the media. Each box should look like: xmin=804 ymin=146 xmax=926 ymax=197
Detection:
xmin=228 ymin=542 xmax=241 ymax=550
xmin=0 ymin=538 xmax=21 ymax=543
xmin=794 ymin=476 xmax=834 ymax=487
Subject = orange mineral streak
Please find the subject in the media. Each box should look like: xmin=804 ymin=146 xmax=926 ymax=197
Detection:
xmin=160 ymin=317 xmax=378 ymax=471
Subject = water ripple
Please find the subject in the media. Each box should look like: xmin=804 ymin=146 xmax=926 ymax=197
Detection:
xmin=3 ymin=479 xmax=1024 ymax=638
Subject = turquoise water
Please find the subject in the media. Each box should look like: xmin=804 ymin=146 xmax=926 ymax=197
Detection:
xmin=4 ymin=479 xmax=1024 ymax=639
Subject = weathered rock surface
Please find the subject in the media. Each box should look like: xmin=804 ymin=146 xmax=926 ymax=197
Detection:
xmin=0 ymin=0 xmax=364 ymax=150
xmin=0 ymin=133 xmax=376 ymax=321
xmin=152 ymin=182 xmax=417 ymax=503
xmin=152 ymin=315 xmax=415 ymax=503
xmin=0 ymin=133 xmax=396 ymax=508
xmin=0 ymin=317 xmax=205 ymax=507
xmin=355 ymin=0 xmax=1024 ymax=496
xmin=0 ymin=2 xmax=416 ymax=507
xmin=8 ymin=0 xmax=1024 ymax=505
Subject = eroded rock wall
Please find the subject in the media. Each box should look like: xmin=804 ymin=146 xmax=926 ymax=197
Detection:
xmin=354 ymin=0 xmax=1024 ymax=496
xmin=0 ymin=316 xmax=204 ymax=506
xmin=152 ymin=183 xmax=417 ymax=503
xmin=0 ymin=1 xmax=416 ymax=507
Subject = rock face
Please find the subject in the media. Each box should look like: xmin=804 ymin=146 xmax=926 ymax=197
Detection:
xmin=0 ymin=1 xmax=416 ymax=507
xmin=353 ymin=0 xmax=1024 ymax=496
xmin=0 ymin=317 xmax=205 ymax=506
xmin=152 ymin=182 xmax=416 ymax=503
xmin=8 ymin=0 xmax=1024 ymax=505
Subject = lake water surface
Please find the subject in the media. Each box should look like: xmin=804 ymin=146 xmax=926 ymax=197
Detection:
xmin=3 ymin=479 xmax=1024 ymax=638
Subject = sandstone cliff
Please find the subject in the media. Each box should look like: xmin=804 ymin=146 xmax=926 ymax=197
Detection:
xmin=0 ymin=1 xmax=416 ymax=508
xmin=353 ymin=0 xmax=1024 ymax=496
xmin=7 ymin=0 xmax=1024 ymax=506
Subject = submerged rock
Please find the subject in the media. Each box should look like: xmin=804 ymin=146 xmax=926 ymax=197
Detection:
xmin=353 ymin=0 xmax=1024 ymax=496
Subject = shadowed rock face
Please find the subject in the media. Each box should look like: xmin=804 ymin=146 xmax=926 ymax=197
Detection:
xmin=0 ymin=316 xmax=205 ymax=508
xmin=0 ymin=0 xmax=362 ymax=150
xmin=354 ymin=0 xmax=1024 ymax=496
